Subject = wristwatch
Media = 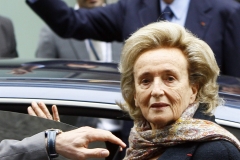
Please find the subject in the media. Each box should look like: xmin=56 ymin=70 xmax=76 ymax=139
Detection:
xmin=45 ymin=129 xmax=62 ymax=159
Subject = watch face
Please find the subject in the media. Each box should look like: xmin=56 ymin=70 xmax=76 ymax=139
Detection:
xmin=45 ymin=129 xmax=63 ymax=134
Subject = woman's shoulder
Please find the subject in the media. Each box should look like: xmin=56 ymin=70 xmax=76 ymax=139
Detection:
xmin=193 ymin=140 xmax=240 ymax=159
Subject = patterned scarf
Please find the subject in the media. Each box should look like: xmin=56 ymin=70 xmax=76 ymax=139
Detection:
xmin=124 ymin=103 xmax=240 ymax=160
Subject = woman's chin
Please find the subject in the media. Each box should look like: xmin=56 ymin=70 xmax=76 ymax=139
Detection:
xmin=148 ymin=115 xmax=178 ymax=129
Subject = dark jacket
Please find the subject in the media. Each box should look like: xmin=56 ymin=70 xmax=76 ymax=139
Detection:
xmin=0 ymin=15 xmax=18 ymax=58
xmin=157 ymin=105 xmax=240 ymax=160
xmin=26 ymin=0 xmax=240 ymax=77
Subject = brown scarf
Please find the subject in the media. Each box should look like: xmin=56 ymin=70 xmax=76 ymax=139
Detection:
xmin=124 ymin=103 xmax=240 ymax=160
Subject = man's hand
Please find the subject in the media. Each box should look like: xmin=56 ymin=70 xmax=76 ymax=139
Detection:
xmin=55 ymin=126 xmax=126 ymax=160
xmin=28 ymin=101 xmax=60 ymax=122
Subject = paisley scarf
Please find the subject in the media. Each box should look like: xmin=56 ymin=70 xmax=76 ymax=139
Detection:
xmin=124 ymin=103 xmax=240 ymax=160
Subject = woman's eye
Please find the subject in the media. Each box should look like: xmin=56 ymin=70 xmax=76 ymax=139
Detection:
xmin=167 ymin=76 xmax=175 ymax=82
xmin=141 ymin=79 xmax=150 ymax=85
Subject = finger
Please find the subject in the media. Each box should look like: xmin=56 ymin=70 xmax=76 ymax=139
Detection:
xmin=38 ymin=102 xmax=53 ymax=120
xmin=80 ymin=148 xmax=110 ymax=159
xmin=30 ymin=101 xmax=50 ymax=119
xmin=27 ymin=106 xmax=37 ymax=116
xmin=52 ymin=105 xmax=60 ymax=122
xmin=31 ymin=101 xmax=47 ymax=118
xmin=86 ymin=128 xmax=126 ymax=148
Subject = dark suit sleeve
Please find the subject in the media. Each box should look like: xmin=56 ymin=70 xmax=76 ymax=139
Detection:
xmin=193 ymin=140 xmax=240 ymax=160
xmin=36 ymin=26 xmax=58 ymax=58
xmin=222 ymin=3 xmax=240 ymax=78
xmin=26 ymin=0 xmax=125 ymax=42
xmin=0 ymin=132 xmax=49 ymax=160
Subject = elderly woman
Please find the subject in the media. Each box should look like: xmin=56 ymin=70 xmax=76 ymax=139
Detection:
xmin=28 ymin=21 xmax=240 ymax=159
xmin=119 ymin=21 xmax=240 ymax=159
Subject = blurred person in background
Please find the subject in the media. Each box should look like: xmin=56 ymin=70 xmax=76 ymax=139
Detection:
xmin=0 ymin=15 xmax=18 ymax=58
xmin=35 ymin=0 xmax=123 ymax=62
xmin=26 ymin=0 xmax=240 ymax=78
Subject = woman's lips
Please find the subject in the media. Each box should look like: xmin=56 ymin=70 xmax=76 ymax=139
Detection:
xmin=150 ymin=103 xmax=169 ymax=109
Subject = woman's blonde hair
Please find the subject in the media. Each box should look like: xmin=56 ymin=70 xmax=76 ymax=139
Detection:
xmin=118 ymin=21 xmax=222 ymax=120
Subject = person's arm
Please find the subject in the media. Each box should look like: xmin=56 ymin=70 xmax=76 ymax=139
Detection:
xmin=0 ymin=127 xmax=126 ymax=160
xmin=26 ymin=0 xmax=124 ymax=42
xmin=0 ymin=132 xmax=49 ymax=160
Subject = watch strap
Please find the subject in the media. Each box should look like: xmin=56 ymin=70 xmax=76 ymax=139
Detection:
xmin=45 ymin=129 xmax=62 ymax=159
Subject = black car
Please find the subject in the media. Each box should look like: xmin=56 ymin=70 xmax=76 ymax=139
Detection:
xmin=0 ymin=58 xmax=239 ymax=160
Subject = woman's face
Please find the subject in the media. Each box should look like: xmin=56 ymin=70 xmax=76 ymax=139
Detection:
xmin=133 ymin=48 xmax=198 ymax=129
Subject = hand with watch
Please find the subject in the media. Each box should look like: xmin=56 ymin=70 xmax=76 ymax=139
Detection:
xmin=45 ymin=127 xmax=126 ymax=160
xmin=29 ymin=102 xmax=126 ymax=159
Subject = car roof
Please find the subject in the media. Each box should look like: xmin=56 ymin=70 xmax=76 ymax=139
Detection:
xmin=0 ymin=58 xmax=122 ymax=102
xmin=0 ymin=58 xmax=120 ymax=81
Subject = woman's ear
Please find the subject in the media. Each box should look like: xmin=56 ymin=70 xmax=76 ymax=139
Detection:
xmin=134 ymin=93 xmax=139 ymax=107
xmin=190 ymin=84 xmax=198 ymax=103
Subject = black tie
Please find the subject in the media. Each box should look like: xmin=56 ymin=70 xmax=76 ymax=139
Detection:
xmin=162 ymin=6 xmax=174 ymax=21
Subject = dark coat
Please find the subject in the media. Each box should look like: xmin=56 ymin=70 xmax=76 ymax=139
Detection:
xmin=26 ymin=0 xmax=240 ymax=77
xmin=0 ymin=15 xmax=18 ymax=58
xmin=157 ymin=105 xmax=240 ymax=160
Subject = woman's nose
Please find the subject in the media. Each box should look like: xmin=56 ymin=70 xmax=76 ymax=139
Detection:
xmin=151 ymin=80 xmax=164 ymax=98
